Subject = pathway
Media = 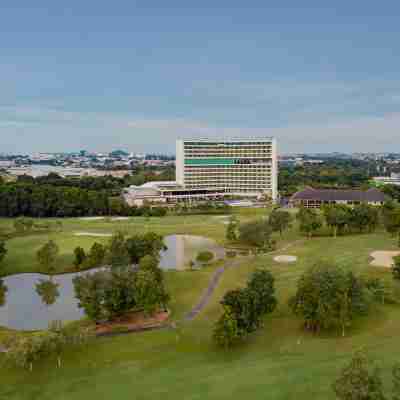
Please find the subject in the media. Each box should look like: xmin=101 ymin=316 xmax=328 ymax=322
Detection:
xmin=183 ymin=238 xmax=303 ymax=321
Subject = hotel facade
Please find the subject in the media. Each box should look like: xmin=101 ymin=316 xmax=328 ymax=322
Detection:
xmin=176 ymin=138 xmax=278 ymax=202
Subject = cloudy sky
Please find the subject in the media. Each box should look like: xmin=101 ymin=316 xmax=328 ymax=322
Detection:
xmin=1 ymin=1 xmax=400 ymax=154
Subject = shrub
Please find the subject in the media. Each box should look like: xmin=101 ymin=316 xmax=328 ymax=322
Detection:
xmin=73 ymin=247 xmax=86 ymax=269
xmin=393 ymin=255 xmax=400 ymax=280
xmin=0 ymin=240 xmax=7 ymax=265
xmin=239 ymin=220 xmax=274 ymax=249
xmin=196 ymin=251 xmax=214 ymax=264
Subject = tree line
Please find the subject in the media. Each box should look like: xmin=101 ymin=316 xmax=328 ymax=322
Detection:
xmin=297 ymin=203 xmax=382 ymax=238
xmin=0 ymin=182 xmax=168 ymax=217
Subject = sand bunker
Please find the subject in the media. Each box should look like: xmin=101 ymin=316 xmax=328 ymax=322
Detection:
xmin=111 ymin=217 xmax=130 ymax=221
xmin=79 ymin=217 xmax=105 ymax=221
xmin=74 ymin=232 xmax=112 ymax=237
xmin=370 ymin=251 xmax=400 ymax=268
xmin=274 ymin=255 xmax=297 ymax=263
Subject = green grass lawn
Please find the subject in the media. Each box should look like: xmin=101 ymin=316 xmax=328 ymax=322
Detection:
xmin=2 ymin=212 xmax=400 ymax=399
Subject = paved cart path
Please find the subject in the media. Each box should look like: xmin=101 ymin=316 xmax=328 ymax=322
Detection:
xmin=183 ymin=239 xmax=303 ymax=322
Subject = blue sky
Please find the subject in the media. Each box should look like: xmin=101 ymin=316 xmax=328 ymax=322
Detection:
xmin=1 ymin=1 xmax=400 ymax=154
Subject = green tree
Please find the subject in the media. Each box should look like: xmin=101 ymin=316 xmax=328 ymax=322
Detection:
xmin=247 ymin=268 xmax=277 ymax=316
xmin=323 ymin=204 xmax=351 ymax=237
xmin=239 ymin=220 xmax=275 ymax=249
xmin=35 ymin=279 xmax=60 ymax=306
xmin=73 ymin=268 xmax=139 ymax=322
xmin=226 ymin=216 xmax=239 ymax=241
xmin=393 ymin=363 xmax=400 ymax=400
xmin=5 ymin=333 xmax=51 ymax=372
xmin=36 ymin=240 xmax=59 ymax=274
xmin=381 ymin=202 xmax=400 ymax=247
xmin=0 ymin=279 xmax=8 ymax=307
xmin=333 ymin=350 xmax=386 ymax=400
xmin=73 ymin=247 xmax=86 ymax=269
xmin=134 ymin=269 xmax=170 ymax=315
xmin=392 ymin=256 xmax=400 ymax=280
xmin=103 ymin=268 xmax=137 ymax=319
xmin=125 ymin=232 xmax=166 ymax=264
xmin=213 ymin=306 xmax=241 ymax=349
xmin=5 ymin=322 xmax=91 ymax=371
xmin=350 ymin=204 xmax=379 ymax=233
xmin=0 ymin=240 xmax=7 ymax=265
xmin=73 ymin=270 xmax=108 ymax=322
xmin=106 ymin=231 xmax=130 ymax=267
xmin=289 ymin=262 xmax=370 ymax=335
xmin=297 ymin=207 xmax=323 ymax=238
xmin=269 ymin=210 xmax=291 ymax=236
xmin=47 ymin=320 xmax=92 ymax=369
xmin=83 ymin=242 xmax=106 ymax=268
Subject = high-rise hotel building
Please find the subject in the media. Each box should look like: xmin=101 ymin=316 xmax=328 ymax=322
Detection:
xmin=176 ymin=138 xmax=278 ymax=202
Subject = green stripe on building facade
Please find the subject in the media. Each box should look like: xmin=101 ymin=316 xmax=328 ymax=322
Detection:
xmin=185 ymin=158 xmax=236 ymax=165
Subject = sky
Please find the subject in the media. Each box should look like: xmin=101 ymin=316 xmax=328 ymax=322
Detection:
xmin=1 ymin=1 xmax=400 ymax=154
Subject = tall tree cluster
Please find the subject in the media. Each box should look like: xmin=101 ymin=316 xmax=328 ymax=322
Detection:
xmin=213 ymin=269 xmax=277 ymax=348
xmin=289 ymin=262 xmax=382 ymax=336
xmin=73 ymin=232 xmax=169 ymax=322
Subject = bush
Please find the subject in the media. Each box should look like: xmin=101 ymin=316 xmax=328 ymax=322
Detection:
xmin=0 ymin=240 xmax=7 ymax=264
xmin=73 ymin=247 xmax=86 ymax=269
xmin=393 ymin=255 xmax=400 ymax=280
xmin=196 ymin=251 xmax=214 ymax=264
xmin=239 ymin=220 xmax=274 ymax=249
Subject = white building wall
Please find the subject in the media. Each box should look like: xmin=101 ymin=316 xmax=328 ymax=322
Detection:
xmin=176 ymin=138 xmax=278 ymax=203
xmin=176 ymin=139 xmax=185 ymax=186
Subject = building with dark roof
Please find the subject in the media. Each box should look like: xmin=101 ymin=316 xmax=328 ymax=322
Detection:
xmin=289 ymin=187 xmax=386 ymax=208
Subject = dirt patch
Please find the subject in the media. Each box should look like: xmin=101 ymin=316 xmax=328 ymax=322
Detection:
xmin=274 ymin=255 xmax=298 ymax=263
xmin=74 ymin=232 xmax=112 ymax=237
xmin=370 ymin=251 xmax=400 ymax=268
xmin=111 ymin=217 xmax=130 ymax=221
xmin=95 ymin=310 xmax=170 ymax=336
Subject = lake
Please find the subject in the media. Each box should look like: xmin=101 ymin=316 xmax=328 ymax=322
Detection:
xmin=0 ymin=235 xmax=225 ymax=330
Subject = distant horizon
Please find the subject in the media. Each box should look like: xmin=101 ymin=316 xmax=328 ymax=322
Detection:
xmin=2 ymin=148 xmax=400 ymax=157
xmin=1 ymin=3 xmax=399 ymax=154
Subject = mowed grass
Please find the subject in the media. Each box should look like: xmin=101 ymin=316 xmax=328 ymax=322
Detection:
xmin=2 ymin=213 xmax=400 ymax=399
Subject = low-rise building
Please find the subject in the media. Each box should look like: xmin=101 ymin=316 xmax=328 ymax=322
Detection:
xmin=289 ymin=187 xmax=386 ymax=208
xmin=372 ymin=173 xmax=400 ymax=187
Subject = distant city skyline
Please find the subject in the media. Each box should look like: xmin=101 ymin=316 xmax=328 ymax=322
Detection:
xmin=1 ymin=2 xmax=400 ymax=154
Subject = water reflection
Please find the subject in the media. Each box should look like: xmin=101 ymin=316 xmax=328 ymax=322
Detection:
xmin=0 ymin=235 xmax=225 ymax=330
xmin=0 ymin=279 xmax=7 ymax=307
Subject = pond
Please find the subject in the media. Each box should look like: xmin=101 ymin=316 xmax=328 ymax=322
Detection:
xmin=0 ymin=235 xmax=225 ymax=331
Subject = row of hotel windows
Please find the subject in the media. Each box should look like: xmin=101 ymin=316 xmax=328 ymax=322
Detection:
xmin=185 ymin=181 xmax=271 ymax=187
xmin=183 ymin=142 xmax=273 ymax=146
xmin=185 ymin=167 xmax=272 ymax=171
